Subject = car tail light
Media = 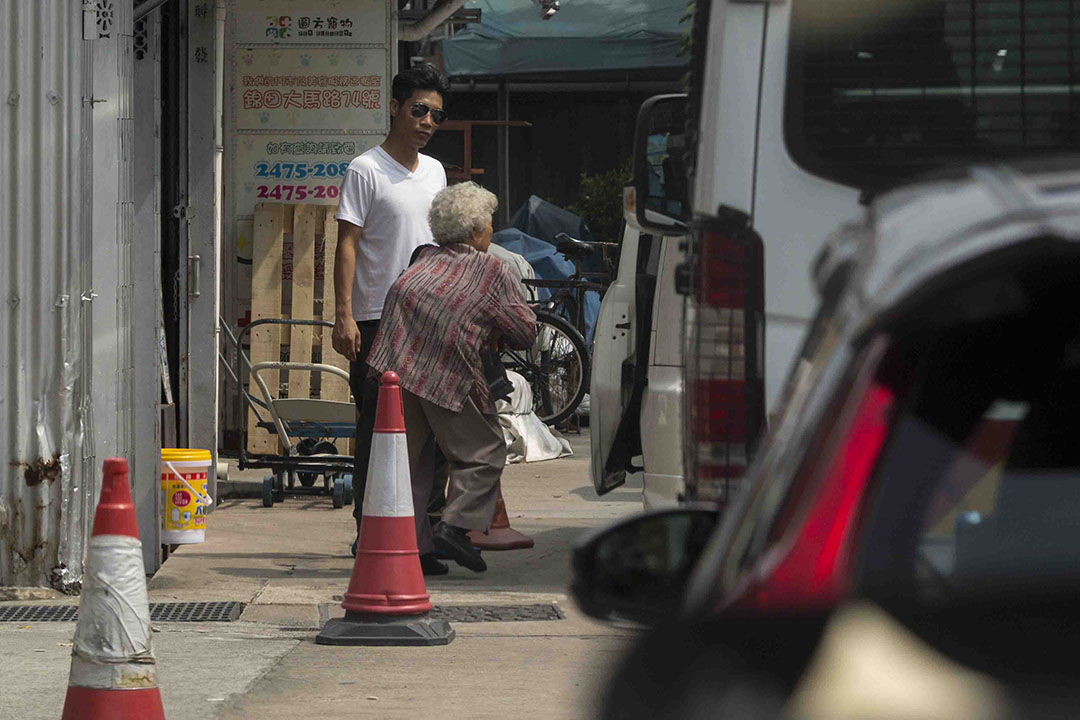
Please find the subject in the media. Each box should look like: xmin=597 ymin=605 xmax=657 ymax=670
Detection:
xmin=684 ymin=208 xmax=765 ymax=505
xmin=735 ymin=340 xmax=897 ymax=612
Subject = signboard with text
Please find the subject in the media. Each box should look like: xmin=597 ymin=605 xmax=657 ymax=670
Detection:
xmin=225 ymin=0 xmax=393 ymax=330
xmin=233 ymin=133 xmax=379 ymax=212
xmin=234 ymin=49 xmax=385 ymax=131
xmin=234 ymin=0 xmax=388 ymax=45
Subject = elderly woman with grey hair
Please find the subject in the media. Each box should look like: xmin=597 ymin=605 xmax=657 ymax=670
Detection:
xmin=366 ymin=182 xmax=537 ymax=573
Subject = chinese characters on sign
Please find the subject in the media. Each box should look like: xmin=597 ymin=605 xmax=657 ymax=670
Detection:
xmin=234 ymin=50 xmax=385 ymax=131
xmin=234 ymin=0 xmax=387 ymax=45
xmin=240 ymin=75 xmax=382 ymax=111
xmin=227 ymin=0 xmax=390 ymax=343
xmin=265 ymin=15 xmax=356 ymax=40
xmin=233 ymin=135 xmax=377 ymax=212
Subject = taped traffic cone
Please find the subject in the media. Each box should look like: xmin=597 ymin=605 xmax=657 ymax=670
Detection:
xmin=61 ymin=458 xmax=165 ymax=720
xmin=316 ymin=371 xmax=455 ymax=646
xmin=468 ymin=485 xmax=534 ymax=551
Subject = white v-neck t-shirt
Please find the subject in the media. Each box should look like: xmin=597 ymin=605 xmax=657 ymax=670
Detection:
xmin=336 ymin=146 xmax=447 ymax=321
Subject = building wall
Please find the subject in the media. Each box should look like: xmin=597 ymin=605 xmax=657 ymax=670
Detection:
xmin=0 ymin=0 xmax=159 ymax=589
xmin=134 ymin=10 xmax=166 ymax=573
xmin=185 ymin=0 xmax=221 ymax=493
xmin=0 ymin=0 xmax=95 ymax=589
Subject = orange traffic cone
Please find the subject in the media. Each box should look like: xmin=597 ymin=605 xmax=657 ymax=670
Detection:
xmin=61 ymin=458 xmax=166 ymax=720
xmin=468 ymin=486 xmax=534 ymax=551
xmin=316 ymin=371 xmax=454 ymax=646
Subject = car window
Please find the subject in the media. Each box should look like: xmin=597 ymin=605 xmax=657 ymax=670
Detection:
xmin=860 ymin=313 xmax=1080 ymax=604
xmin=787 ymin=0 xmax=1080 ymax=189
xmin=914 ymin=394 xmax=1080 ymax=594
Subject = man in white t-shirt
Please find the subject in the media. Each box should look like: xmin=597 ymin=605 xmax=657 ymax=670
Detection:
xmin=332 ymin=64 xmax=448 ymax=570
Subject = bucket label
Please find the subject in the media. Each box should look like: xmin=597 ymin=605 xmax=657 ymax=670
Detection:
xmin=161 ymin=472 xmax=207 ymax=532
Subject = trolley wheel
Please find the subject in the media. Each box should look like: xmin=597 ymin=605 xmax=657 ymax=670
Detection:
xmin=262 ymin=475 xmax=274 ymax=507
xmin=273 ymin=471 xmax=286 ymax=503
xmin=332 ymin=477 xmax=345 ymax=509
xmin=342 ymin=475 xmax=354 ymax=506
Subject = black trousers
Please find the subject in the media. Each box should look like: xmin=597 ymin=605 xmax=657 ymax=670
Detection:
xmin=348 ymin=319 xmax=449 ymax=533
xmin=348 ymin=320 xmax=381 ymax=528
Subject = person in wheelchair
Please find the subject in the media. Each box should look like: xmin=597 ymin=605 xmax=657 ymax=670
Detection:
xmin=366 ymin=182 xmax=537 ymax=573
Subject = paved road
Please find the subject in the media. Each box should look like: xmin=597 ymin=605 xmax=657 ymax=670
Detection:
xmin=0 ymin=429 xmax=645 ymax=719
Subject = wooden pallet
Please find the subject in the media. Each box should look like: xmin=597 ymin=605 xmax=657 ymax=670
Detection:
xmin=247 ymin=203 xmax=352 ymax=455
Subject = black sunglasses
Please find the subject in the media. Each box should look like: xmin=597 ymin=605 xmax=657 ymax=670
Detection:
xmin=410 ymin=102 xmax=447 ymax=125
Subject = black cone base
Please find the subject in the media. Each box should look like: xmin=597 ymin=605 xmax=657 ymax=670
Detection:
xmin=315 ymin=611 xmax=455 ymax=646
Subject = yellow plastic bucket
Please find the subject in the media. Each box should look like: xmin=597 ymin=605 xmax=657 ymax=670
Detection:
xmin=160 ymin=449 xmax=213 ymax=544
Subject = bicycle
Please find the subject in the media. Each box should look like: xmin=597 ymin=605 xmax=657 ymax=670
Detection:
xmin=529 ymin=233 xmax=619 ymax=340
xmin=501 ymin=309 xmax=590 ymax=426
xmin=501 ymin=234 xmax=619 ymax=425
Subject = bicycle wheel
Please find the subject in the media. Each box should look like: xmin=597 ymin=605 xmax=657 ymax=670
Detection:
xmin=521 ymin=310 xmax=590 ymax=425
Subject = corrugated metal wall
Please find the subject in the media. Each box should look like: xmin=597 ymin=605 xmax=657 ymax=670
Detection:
xmin=0 ymin=1 xmax=97 ymax=589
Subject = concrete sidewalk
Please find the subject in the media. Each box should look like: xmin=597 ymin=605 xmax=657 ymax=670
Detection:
xmin=0 ymin=430 xmax=646 ymax=719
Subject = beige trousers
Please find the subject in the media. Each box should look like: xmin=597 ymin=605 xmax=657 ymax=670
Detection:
xmin=401 ymin=389 xmax=506 ymax=554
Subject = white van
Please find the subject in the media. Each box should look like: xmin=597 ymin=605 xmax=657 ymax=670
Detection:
xmin=600 ymin=0 xmax=1078 ymax=504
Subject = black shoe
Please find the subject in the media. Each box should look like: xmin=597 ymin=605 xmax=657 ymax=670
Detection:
xmin=433 ymin=523 xmax=487 ymax=573
xmin=420 ymin=553 xmax=450 ymax=576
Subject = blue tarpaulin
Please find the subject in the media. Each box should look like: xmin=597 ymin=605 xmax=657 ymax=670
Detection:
xmin=443 ymin=0 xmax=688 ymax=76
xmin=495 ymin=196 xmax=603 ymax=342
xmin=509 ymin=195 xmax=594 ymax=246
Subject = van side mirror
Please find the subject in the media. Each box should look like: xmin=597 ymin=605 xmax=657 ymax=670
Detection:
xmin=630 ymin=93 xmax=690 ymax=235
xmin=571 ymin=508 xmax=720 ymax=625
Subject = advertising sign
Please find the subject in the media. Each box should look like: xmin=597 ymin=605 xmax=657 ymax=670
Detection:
xmin=235 ymin=0 xmax=388 ymax=45
xmin=226 ymin=0 xmax=392 ymax=330
xmin=233 ymin=133 xmax=379 ymax=212
xmin=235 ymin=49 xmax=385 ymax=131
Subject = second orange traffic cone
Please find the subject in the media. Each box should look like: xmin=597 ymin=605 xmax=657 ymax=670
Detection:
xmin=468 ymin=485 xmax=534 ymax=551
xmin=316 ymin=371 xmax=454 ymax=646
xmin=61 ymin=458 xmax=166 ymax=720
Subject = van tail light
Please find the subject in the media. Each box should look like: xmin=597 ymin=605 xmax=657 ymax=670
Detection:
xmin=734 ymin=339 xmax=897 ymax=613
xmin=684 ymin=208 xmax=765 ymax=505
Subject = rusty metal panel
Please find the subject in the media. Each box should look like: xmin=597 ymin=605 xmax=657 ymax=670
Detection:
xmin=0 ymin=1 xmax=96 ymax=590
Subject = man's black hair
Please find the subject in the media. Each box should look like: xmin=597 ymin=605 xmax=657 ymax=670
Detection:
xmin=391 ymin=63 xmax=450 ymax=106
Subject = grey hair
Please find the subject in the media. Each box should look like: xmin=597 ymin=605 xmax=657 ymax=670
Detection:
xmin=428 ymin=181 xmax=498 ymax=246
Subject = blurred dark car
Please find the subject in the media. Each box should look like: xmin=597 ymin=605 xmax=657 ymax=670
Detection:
xmin=573 ymin=162 xmax=1080 ymax=719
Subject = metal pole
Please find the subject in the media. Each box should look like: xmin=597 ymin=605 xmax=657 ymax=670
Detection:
xmin=497 ymin=80 xmax=510 ymax=227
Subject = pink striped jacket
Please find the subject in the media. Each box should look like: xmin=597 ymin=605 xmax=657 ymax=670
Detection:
xmin=367 ymin=243 xmax=537 ymax=413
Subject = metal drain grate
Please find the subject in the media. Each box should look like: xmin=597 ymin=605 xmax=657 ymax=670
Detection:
xmin=0 ymin=605 xmax=78 ymax=622
xmin=428 ymin=604 xmax=564 ymax=623
xmin=150 ymin=602 xmax=243 ymax=622
xmin=0 ymin=601 xmax=243 ymax=623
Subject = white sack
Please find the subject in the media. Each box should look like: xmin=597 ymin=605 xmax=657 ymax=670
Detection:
xmin=496 ymin=371 xmax=573 ymax=463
